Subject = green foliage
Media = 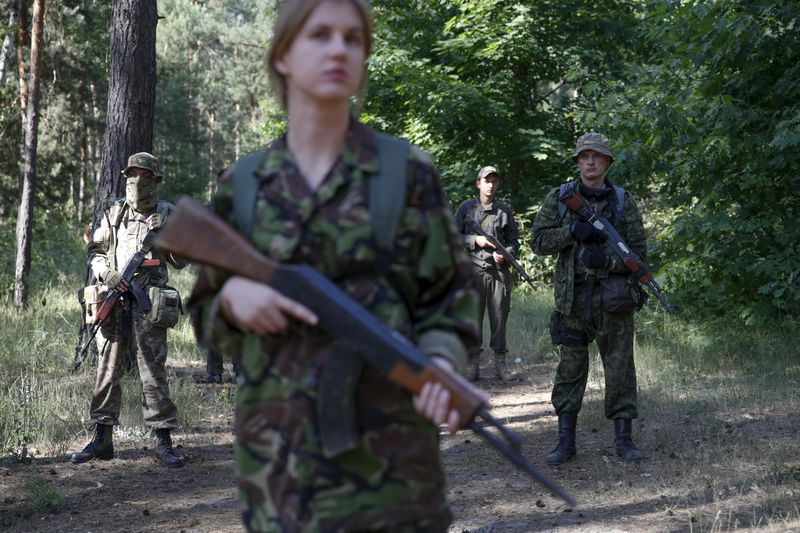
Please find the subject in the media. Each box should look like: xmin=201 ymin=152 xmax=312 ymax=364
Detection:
xmin=0 ymin=210 xmax=86 ymax=302
xmin=366 ymin=0 xmax=644 ymax=208
xmin=155 ymin=0 xmax=271 ymax=203
xmin=25 ymin=474 xmax=66 ymax=514
xmin=0 ymin=0 xmax=796 ymax=330
xmin=573 ymin=0 xmax=800 ymax=323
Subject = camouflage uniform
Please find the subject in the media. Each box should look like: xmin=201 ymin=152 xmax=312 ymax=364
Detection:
xmin=88 ymin=198 xmax=185 ymax=430
xmin=530 ymin=181 xmax=646 ymax=419
xmin=189 ymin=120 xmax=479 ymax=532
xmin=453 ymin=194 xmax=519 ymax=356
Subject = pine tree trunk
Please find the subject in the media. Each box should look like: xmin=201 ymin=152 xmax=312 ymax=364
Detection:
xmin=13 ymin=0 xmax=42 ymax=309
xmin=16 ymin=0 xmax=27 ymax=125
xmin=93 ymin=0 xmax=158 ymax=221
xmin=0 ymin=0 xmax=20 ymax=85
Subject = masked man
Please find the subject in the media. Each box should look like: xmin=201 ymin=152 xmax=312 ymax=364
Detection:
xmin=70 ymin=152 xmax=187 ymax=468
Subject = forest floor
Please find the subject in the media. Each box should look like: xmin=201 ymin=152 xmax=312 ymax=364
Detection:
xmin=1 ymin=358 xmax=799 ymax=533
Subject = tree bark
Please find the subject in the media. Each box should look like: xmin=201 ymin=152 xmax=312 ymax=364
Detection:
xmin=93 ymin=0 xmax=158 ymax=221
xmin=16 ymin=0 xmax=27 ymax=124
xmin=0 ymin=0 xmax=20 ymax=85
xmin=13 ymin=0 xmax=42 ymax=309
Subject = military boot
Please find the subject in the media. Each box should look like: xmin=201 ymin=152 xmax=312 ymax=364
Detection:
xmin=70 ymin=424 xmax=114 ymax=464
xmin=546 ymin=414 xmax=577 ymax=465
xmin=614 ymin=418 xmax=648 ymax=461
xmin=466 ymin=356 xmax=480 ymax=381
xmin=155 ymin=429 xmax=184 ymax=468
xmin=492 ymin=352 xmax=515 ymax=381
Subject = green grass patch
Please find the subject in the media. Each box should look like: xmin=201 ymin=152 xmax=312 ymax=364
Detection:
xmin=25 ymin=474 xmax=66 ymax=514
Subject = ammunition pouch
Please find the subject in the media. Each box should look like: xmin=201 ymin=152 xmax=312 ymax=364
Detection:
xmin=600 ymin=274 xmax=644 ymax=314
xmin=79 ymin=285 xmax=107 ymax=325
xmin=549 ymin=310 xmax=589 ymax=347
xmin=600 ymin=274 xmax=632 ymax=314
xmin=146 ymin=286 xmax=182 ymax=328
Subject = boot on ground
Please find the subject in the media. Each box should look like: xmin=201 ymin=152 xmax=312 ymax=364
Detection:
xmin=492 ymin=352 xmax=515 ymax=381
xmin=70 ymin=424 xmax=114 ymax=464
xmin=546 ymin=414 xmax=577 ymax=465
xmin=614 ymin=418 xmax=648 ymax=461
xmin=155 ymin=428 xmax=184 ymax=468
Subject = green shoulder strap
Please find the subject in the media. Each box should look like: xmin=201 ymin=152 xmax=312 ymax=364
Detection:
xmin=232 ymin=149 xmax=269 ymax=240
xmin=371 ymin=133 xmax=409 ymax=251
xmin=232 ymin=135 xmax=409 ymax=251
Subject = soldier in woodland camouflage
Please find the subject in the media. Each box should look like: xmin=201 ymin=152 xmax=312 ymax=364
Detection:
xmin=188 ymin=0 xmax=486 ymax=531
xmin=70 ymin=152 xmax=187 ymax=468
xmin=530 ymin=133 xmax=649 ymax=464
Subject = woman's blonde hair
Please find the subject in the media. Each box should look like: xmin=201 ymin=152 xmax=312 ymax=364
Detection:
xmin=267 ymin=0 xmax=374 ymax=111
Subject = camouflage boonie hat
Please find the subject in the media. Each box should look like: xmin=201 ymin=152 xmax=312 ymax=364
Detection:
xmin=572 ymin=133 xmax=614 ymax=162
xmin=477 ymin=166 xmax=499 ymax=180
xmin=122 ymin=152 xmax=163 ymax=178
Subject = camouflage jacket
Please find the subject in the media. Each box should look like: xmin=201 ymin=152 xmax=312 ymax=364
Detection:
xmin=189 ymin=119 xmax=479 ymax=531
xmin=453 ymin=197 xmax=520 ymax=271
xmin=89 ymin=199 xmax=185 ymax=291
xmin=530 ymin=180 xmax=647 ymax=316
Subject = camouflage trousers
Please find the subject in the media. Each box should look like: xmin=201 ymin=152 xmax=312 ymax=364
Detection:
xmin=473 ymin=267 xmax=512 ymax=355
xmin=552 ymin=279 xmax=638 ymax=420
xmin=235 ymin=333 xmax=452 ymax=533
xmin=90 ymin=298 xmax=179 ymax=430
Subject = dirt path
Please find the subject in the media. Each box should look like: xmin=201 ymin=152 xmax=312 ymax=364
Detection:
xmin=2 ymin=362 xmax=798 ymax=532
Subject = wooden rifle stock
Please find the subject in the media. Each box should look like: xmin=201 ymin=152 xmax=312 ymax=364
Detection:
xmin=154 ymin=196 xmax=576 ymax=506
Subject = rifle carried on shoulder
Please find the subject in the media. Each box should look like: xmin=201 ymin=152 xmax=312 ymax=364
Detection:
xmin=154 ymin=197 xmax=576 ymax=506
xmin=467 ymin=220 xmax=537 ymax=290
xmin=71 ymin=233 xmax=160 ymax=373
xmin=559 ymin=188 xmax=675 ymax=313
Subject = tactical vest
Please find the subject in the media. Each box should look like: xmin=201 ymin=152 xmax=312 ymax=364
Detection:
xmin=232 ymin=133 xmax=410 ymax=252
xmin=105 ymin=199 xmax=171 ymax=272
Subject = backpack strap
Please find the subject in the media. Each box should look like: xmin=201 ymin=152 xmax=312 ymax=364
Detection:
xmin=232 ymin=150 xmax=269 ymax=239
xmin=611 ymin=185 xmax=625 ymax=224
xmin=557 ymin=182 xmax=576 ymax=223
xmin=371 ymin=133 xmax=409 ymax=251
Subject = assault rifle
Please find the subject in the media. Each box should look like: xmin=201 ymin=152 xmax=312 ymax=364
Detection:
xmin=154 ymin=197 xmax=576 ymax=506
xmin=559 ymin=188 xmax=675 ymax=313
xmin=71 ymin=233 xmax=160 ymax=373
xmin=467 ymin=220 xmax=537 ymax=290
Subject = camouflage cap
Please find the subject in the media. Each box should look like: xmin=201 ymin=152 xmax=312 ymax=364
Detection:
xmin=122 ymin=152 xmax=163 ymax=178
xmin=572 ymin=133 xmax=614 ymax=162
xmin=477 ymin=166 xmax=499 ymax=180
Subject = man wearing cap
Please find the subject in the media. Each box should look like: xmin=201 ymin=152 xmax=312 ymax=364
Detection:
xmin=530 ymin=133 xmax=648 ymax=464
xmin=454 ymin=166 xmax=520 ymax=381
xmin=70 ymin=152 xmax=187 ymax=468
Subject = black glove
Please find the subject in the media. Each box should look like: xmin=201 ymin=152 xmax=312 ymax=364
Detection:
xmin=579 ymin=246 xmax=611 ymax=269
xmin=570 ymin=222 xmax=606 ymax=243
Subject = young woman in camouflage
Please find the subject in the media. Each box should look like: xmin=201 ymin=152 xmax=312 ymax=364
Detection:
xmin=188 ymin=1 xmax=489 ymax=531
